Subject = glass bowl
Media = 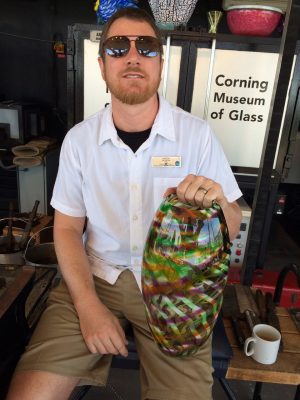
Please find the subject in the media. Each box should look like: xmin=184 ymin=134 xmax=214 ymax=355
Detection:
xmin=226 ymin=5 xmax=283 ymax=36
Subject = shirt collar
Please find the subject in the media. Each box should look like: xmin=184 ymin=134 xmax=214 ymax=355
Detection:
xmin=98 ymin=104 xmax=118 ymax=146
xmin=97 ymin=94 xmax=176 ymax=146
xmin=151 ymin=94 xmax=176 ymax=142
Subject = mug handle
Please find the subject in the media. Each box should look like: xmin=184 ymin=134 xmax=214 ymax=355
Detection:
xmin=244 ymin=337 xmax=256 ymax=356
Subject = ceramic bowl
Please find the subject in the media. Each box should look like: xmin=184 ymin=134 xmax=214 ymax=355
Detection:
xmin=226 ymin=5 xmax=283 ymax=36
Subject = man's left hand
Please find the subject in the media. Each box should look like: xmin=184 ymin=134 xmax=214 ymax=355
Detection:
xmin=176 ymin=174 xmax=227 ymax=209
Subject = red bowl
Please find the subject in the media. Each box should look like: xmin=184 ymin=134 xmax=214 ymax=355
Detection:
xmin=226 ymin=5 xmax=283 ymax=36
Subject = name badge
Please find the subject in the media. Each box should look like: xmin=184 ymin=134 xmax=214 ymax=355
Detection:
xmin=151 ymin=156 xmax=181 ymax=167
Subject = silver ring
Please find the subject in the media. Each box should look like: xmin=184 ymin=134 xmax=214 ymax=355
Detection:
xmin=198 ymin=187 xmax=208 ymax=195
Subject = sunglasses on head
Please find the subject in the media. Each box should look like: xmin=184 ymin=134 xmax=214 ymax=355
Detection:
xmin=102 ymin=36 xmax=161 ymax=58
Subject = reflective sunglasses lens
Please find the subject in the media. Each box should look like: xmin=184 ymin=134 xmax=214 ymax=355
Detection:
xmin=136 ymin=37 xmax=161 ymax=57
xmin=104 ymin=36 xmax=130 ymax=57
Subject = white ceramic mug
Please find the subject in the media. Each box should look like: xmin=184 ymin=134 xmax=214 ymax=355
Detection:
xmin=244 ymin=324 xmax=281 ymax=365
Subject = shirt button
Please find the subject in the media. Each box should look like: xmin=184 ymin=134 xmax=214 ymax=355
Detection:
xmin=132 ymin=215 xmax=138 ymax=221
xmin=132 ymin=245 xmax=138 ymax=251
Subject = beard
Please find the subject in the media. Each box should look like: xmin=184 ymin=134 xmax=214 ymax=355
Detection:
xmin=104 ymin=67 xmax=161 ymax=105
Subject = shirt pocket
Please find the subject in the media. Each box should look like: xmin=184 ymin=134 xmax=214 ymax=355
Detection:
xmin=153 ymin=177 xmax=183 ymax=211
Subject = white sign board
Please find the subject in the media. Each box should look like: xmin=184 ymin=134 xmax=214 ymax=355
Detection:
xmin=191 ymin=49 xmax=279 ymax=168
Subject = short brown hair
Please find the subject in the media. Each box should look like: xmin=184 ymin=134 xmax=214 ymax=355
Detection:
xmin=98 ymin=7 xmax=163 ymax=58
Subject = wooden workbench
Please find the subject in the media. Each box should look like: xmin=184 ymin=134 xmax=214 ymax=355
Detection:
xmin=224 ymin=307 xmax=300 ymax=385
xmin=0 ymin=265 xmax=35 ymax=319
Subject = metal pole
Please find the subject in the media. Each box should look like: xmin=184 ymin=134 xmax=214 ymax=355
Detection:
xmin=203 ymin=38 xmax=216 ymax=120
xmin=162 ymin=35 xmax=171 ymax=98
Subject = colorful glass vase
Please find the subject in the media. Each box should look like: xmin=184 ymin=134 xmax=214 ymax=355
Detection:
xmin=142 ymin=193 xmax=231 ymax=357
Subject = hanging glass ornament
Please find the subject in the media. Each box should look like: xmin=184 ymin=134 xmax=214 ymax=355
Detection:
xmin=94 ymin=0 xmax=139 ymax=25
xmin=148 ymin=0 xmax=198 ymax=29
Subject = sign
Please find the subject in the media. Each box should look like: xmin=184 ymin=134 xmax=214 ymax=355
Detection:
xmin=90 ymin=31 xmax=102 ymax=42
xmin=191 ymin=49 xmax=279 ymax=168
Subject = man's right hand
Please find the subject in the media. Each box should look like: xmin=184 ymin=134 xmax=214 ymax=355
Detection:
xmin=76 ymin=297 xmax=128 ymax=357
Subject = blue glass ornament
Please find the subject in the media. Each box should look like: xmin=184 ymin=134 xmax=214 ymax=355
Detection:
xmin=95 ymin=0 xmax=139 ymax=25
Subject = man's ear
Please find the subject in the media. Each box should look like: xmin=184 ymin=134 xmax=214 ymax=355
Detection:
xmin=98 ymin=57 xmax=106 ymax=81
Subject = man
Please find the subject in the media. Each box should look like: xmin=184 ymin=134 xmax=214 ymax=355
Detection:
xmin=7 ymin=7 xmax=242 ymax=400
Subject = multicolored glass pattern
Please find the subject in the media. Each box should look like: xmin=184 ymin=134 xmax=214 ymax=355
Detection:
xmin=142 ymin=193 xmax=231 ymax=357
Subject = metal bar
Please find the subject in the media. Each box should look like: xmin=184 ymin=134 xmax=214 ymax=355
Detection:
xmin=69 ymin=385 xmax=91 ymax=400
xmin=256 ymin=181 xmax=279 ymax=267
xmin=218 ymin=378 xmax=238 ymax=400
xmin=253 ymin=381 xmax=263 ymax=400
xmin=294 ymin=385 xmax=300 ymax=400
xmin=67 ymin=26 xmax=75 ymax=130
xmin=203 ymin=38 xmax=216 ymax=121
xmin=162 ymin=35 xmax=171 ymax=98
xmin=176 ymin=41 xmax=193 ymax=110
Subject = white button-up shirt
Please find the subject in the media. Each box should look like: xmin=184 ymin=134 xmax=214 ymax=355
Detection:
xmin=51 ymin=95 xmax=242 ymax=289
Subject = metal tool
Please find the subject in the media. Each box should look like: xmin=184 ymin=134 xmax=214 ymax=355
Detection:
xmin=265 ymin=292 xmax=281 ymax=330
xmin=244 ymin=309 xmax=257 ymax=332
xmin=19 ymin=200 xmax=40 ymax=250
xmin=222 ymin=284 xmax=245 ymax=349
xmin=289 ymin=308 xmax=300 ymax=333
xmin=234 ymin=284 xmax=260 ymax=334
xmin=265 ymin=291 xmax=283 ymax=351
xmin=234 ymin=284 xmax=260 ymax=320
xmin=7 ymin=201 xmax=15 ymax=252
xmin=255 ymin=289 xmax=266 ymax=323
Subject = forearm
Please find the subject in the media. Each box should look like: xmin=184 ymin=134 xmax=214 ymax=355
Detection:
xmin=53 ymin=212 xmax=100 ymax=311
xmin=53 ymin=211 xmax=128 ymax=356
xmin=219 ymin=200 xmax=242 ymax=241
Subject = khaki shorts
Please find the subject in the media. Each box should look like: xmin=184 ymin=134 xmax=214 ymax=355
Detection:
xmin=16 ymin=270 xmax=213 ymax=400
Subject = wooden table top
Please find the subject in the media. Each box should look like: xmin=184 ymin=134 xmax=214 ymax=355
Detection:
xmin=0 ymin=265 xmax=35 ymax=319
xmin=224 ymin=307 xmax=300 ymax=385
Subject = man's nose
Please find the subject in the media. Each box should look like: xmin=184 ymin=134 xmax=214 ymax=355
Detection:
xmin=126 ymin=40 xmax=140 ymax=63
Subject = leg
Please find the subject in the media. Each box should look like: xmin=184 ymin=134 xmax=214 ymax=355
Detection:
xmin=6 ymin=370 xmax=79 ymax=400
xmin=119 ymin=271 xmax=214 ymax=400
xmin=6 ymin=280 xmax=115 ymax=399
xmin=136 ymin=330 xmax=213 ymax=400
